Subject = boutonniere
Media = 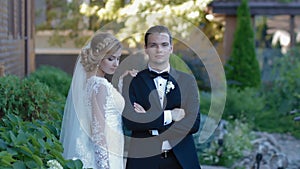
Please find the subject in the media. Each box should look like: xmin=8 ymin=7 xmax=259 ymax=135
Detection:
xmin=165 ymin=81 xmax=175 ymax=94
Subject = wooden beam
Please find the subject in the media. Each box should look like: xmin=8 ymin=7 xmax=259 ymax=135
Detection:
xmin=210 ymin=1 xmax=300 ymax=15
xmin=290 ymin=15 xmax=296 ymax=47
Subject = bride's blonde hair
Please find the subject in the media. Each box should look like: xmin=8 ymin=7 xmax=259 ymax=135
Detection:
xmin=80 ymin=32 xmax=122 ymax=72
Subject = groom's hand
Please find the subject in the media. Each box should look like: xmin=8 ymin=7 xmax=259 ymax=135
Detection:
xmin=171 ymin=108 xmax=185 ymax=121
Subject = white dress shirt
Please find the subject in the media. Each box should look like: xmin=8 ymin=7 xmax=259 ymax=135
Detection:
xmin=148 ymin=65 xmax=172 ymax=151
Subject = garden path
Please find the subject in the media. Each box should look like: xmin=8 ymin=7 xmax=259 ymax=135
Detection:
xmin=272 ymin=133 xmax=300 ymax=169
xmin=201 ymin=132 xmax=300 ymax=169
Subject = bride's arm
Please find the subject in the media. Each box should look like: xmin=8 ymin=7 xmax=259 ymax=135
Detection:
xmin=118 ymin=69 xmax=138 ymax=94
xmin=118 ymin=69 xmax=147 ymax=115
xmin=91 ymin=84 xmax=110 ymax=169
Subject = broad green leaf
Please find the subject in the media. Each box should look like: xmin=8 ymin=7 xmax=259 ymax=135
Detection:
xmin=18 ymin=145 xmax=33 ymax=156
xmin=53 ymin=141 xmax=63 ymax=152
xmin=0 ymin=138 xmax=8 ymax=149
xmin=32 ymin=155 xmax=43 ymax=167
xmin=12 ymin=161 xmax=26 ymax=169
xmin=37 ymin=138 xmax=46 ymax=148
xmin=73 ymin=159 xmax=84 ymax=169
xmin=45 ymin=123 xmax=58 ymax=136
xmin=15 ymin=131 xmax=28 ymax=145
xmin=0 ymin=132 xmax=10 ymax=142
xmin=9 ymin=131 xmax=17 ymax=144
xmin=25 ymin=160 xmax=38 ymax=168
xmin=49 ymin=150 xmax=64 ymax=160
xmin=66 ymin=159 xmax=83 ymax=169
xmin=29 ymin=135 xmax=40 ymax=148
xmin=41 ymin=126 xmax=52 ymax=138
xmin=0 ymin=151 xmax=15 ymax=166
xmin=7 ymin=147 xmax=18 ymax=156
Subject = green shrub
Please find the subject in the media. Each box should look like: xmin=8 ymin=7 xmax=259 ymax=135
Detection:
xmin=0 ymin=76 xmax=21 ymax=119
xmin=29 ymin=66 xmax=72 ymax=97
xmin=0 ymin=69 xmax=81 ymax=168
xmin=263 ymin=48 xmax=300 ymax=113
xmin=0 ymin=76 xmax=56 ymax=121
xmin=0 ymin=113 xmax=82 ymax=168
xmin=225 ymin=0 xmax=261 ymax=89
xmin=222 ymin=87 xmax=264 ymax=122
xmin=200 ymin=120 xmax=255 ymax=167
xmin=258 ymin=47 xmax=300 ymax=138
xmin=253 ymin=110 xmax=300 ymax=138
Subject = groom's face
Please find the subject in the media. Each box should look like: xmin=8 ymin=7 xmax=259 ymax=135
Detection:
xmin=145 ymin=32 xmax=173 ymax=70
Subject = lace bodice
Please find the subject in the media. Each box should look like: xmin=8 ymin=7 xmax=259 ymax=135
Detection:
xmin=86 ymin=76 xmax=125 ymax=117
xmin=64 ymin=76 xmax=125 ymax=169
xmin=86 ymin=76 xmax=125 ymax=169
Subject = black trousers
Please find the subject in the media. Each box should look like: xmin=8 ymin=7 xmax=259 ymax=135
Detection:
xmin=158 ymin=150 xmax=182 ymax=169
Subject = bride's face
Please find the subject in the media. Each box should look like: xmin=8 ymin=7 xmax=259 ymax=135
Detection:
xmin=99 ymin=48 xmax=121 ymax=75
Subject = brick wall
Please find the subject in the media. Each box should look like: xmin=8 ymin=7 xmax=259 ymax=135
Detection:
xmin=0 ymin=0 xmax=35 ymax=77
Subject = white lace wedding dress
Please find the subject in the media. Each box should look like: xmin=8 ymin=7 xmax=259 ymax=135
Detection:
xmin=60 ymin=75 xmax=125 ymax=169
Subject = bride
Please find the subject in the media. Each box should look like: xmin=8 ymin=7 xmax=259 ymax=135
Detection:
xmin=59 ymin=32 xmax=136 ymax=169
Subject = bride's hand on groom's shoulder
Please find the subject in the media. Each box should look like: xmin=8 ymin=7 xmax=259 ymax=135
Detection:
xmin=120 ymin=69 xmax=138 ymax=79
xmin=118 ymin=69 xmax=139 ymax=93
xmin=128 ymin=69 xmax=139 ymax=77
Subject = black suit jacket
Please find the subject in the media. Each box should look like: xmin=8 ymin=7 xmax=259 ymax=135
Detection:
xmin=122 ymin=67 xmax=201 ymax=169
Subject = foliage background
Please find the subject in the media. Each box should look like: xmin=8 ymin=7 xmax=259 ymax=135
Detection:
xmin=0 ymin=67 xmax=83 ymax=168
xmin=29 ymin=0 xmax=300 ymax=167
xmin=36 ymin=0 xmax=224 ymax=48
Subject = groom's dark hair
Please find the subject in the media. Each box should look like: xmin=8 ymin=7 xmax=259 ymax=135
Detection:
xmin=144 ymin=25 xmax=172 ymax=47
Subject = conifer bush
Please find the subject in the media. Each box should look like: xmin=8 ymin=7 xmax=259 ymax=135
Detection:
xmin=225 ymin=0 xmax=261 ymax=89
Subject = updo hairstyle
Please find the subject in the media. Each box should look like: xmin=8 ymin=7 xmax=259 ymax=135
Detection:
xmin=80 ymin=32 xmax=122 ymax=73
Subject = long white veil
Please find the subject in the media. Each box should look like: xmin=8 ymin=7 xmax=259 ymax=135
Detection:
xmin=60 ymin=42 xmax=96 ymax=167
xmin=72 ymin=42 xmax=93 ymax=138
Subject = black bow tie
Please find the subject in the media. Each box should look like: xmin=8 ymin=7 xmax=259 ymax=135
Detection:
xmin=149 ymin=70 xmax=169 ymax=79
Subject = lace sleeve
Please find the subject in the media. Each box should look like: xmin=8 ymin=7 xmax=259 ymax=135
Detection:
xmin=117 ymin=77 xmax=123 ymax=94
xmin=90 ymin=82 xmax=110 ymax=169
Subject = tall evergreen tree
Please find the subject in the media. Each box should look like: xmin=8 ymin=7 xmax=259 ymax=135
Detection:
xmin=225 ymin=0 xmax=261 ymax=89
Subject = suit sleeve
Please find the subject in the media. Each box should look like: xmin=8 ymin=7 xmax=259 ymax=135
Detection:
xmin=160 ymin=74 xmax=200 ymax=142
xmin=122 ymin=75 xmax=165 ymax=131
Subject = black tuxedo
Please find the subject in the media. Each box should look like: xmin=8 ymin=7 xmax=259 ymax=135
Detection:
xmin=122 ymin=67 xmax=201 ymax=169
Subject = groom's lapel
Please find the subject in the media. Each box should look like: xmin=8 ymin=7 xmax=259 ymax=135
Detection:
xmin=164 ymin=67 xmax=181 ymax=109
xmin=140 ymin=70 xmax=161 ymax=107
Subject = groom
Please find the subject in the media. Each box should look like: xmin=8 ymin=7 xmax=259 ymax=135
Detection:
xmin=122 ymin=25 xmax=201 ymax=169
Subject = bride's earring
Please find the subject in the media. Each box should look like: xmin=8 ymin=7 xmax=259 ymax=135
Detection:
xmin=95 ymin=64 xmax=99 ymax=74
xmin=96 ymin=64 xmax=103 ymax=76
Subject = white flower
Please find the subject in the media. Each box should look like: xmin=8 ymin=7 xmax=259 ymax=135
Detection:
xmin=47 ymin=159 xmax=63 ymax=169
xmin=165 ymin=81 xmax=175 ymax=94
